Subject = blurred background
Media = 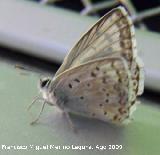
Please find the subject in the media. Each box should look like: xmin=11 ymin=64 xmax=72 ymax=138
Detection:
xmin=0 ymin=1 xmax=160 ymax=155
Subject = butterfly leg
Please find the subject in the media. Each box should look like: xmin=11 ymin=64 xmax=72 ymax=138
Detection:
xmin=63 ymin=112 xmax=77 ymax=133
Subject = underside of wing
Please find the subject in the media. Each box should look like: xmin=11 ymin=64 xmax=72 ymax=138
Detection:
xmin=52 ymin=7 xmax=144 ymax=117
xmin=52 ymin=57 xmax=136 ymax=124
xmin=55 ymin=6 xmax=137 ymax=76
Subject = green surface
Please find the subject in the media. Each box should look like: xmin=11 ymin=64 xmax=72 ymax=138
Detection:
xmin=0 ymin=62 xmax=160 ymax=155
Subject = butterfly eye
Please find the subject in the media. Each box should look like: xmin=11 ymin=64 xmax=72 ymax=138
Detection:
xmin=40 ymin=78 xmax=51 ymax=88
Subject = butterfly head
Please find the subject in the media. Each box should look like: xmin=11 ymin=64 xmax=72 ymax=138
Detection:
xmin=39 ymin=77 xmax=51 ymax=91
xmin=39 ymin=77 xmax=58 ymax=106
xmin=39 ymin=77 xmax=57 ymax=105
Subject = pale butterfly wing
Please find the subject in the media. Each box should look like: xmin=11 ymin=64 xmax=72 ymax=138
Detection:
xmin=52 ymin=57 xmax=134 ymax=124
xmin=47 ymin=7 xmax=144 ymax=124
xmin=54 ymin=6 xmax=144 ymax=97
xmin=55 ymin=6 xmax=136 ymax=75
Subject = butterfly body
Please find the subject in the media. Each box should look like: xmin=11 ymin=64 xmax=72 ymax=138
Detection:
xmin=35 ymin=6 xmax=144 ymax=125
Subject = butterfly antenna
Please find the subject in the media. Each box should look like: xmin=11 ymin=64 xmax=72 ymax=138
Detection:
xmin=30 ymin=101 xmax=46 ymax=125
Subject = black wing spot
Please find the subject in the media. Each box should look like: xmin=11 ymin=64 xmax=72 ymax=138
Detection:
xmin=102 ymin=77 xmax=107 ymax=84
xmin=87 ymin=83 xmax=90 ymax=87
xmin=99 ymin=104 xmax=103 ymax=107
xmin=74 ymin=78 xmax=80 ymax=83
xmin=116 ymin=70 xmax=120 ymax=75
xmin=104 ymin=111 xmax=107 ymax=115
xmin=105 ymin=99 xmax=109 ymax=103
xmin=68 ymin=83 xmax=72 ymax=88
xmin=96 ymin=66 xmax=100 ymax=71
xmin=118 ymin=78 xmax=122 ymax=83
xmin=113 ymin=115 xmax=118 ymax=121
xmin=133 ymin=81 xmax=137 ymax=86
xmin=106 ymin=93 xmax=109 ymax=96
xmin=80 ymin=96 xmax=84 ymax=100
xmin=91 ymin=72 xmax=96 ymax=77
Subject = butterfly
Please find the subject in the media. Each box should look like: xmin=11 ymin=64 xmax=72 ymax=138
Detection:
xmin=29 ymin=6 xmax=144 ymax=127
